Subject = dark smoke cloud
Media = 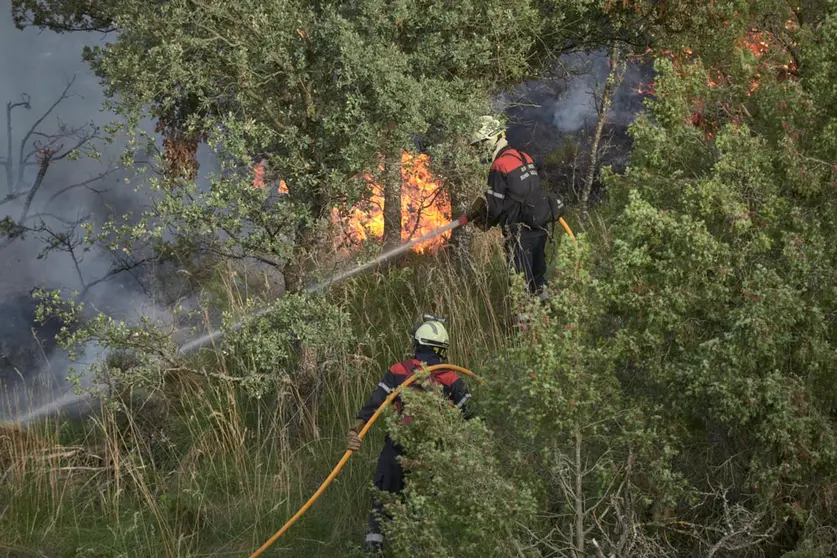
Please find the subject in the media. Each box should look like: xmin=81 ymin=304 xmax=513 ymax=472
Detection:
xmin=496 ymin=49 xmax=654 ymax=201
xmin=500 ymin=49 xmax=653 ymax=158
xmin=0 ymin=3 xmax=168 ymax=420
xmin=2 ymin=3 xmax=125 ymax=292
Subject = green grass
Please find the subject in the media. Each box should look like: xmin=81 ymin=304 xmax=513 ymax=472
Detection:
xmin=0 ymin=227 xmax=556 ymax=557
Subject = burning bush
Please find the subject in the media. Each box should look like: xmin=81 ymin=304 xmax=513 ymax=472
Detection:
xmin=330 ymin=152 xmax=452 ymax=254
xmin=254 ymin=153 xmax=452 ymax=255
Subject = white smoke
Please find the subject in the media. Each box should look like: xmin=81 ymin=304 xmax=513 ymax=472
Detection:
xmin=0 ymin=2 xmax=181 ymax=422
xmin=497 ymin=49 xmax=654 ymax=158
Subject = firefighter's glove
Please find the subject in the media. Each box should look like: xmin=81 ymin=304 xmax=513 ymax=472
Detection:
xmin=347 ymin=418 xmax=366 ymax=452
xmin=467 ymin=196 xmax=488 ymax=230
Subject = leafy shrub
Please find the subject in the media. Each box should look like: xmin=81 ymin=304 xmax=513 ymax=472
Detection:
xmin=379 ymin=385 xmax=538 ymax=557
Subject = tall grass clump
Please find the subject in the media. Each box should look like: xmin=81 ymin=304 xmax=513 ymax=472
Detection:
xmin=1 ymin=228 xmax=546 ymax=556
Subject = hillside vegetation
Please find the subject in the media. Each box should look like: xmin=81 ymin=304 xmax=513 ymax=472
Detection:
xmin=3 ymin=1 xmax=837 ymax=557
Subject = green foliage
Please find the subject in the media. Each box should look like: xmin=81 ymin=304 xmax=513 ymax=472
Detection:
xmin=32 ymin=288 xmax=173 ymax=395
xmin=83 ymin=117 xmax=307 ymax=281
xmin=381 ymin=386 xmax=538 ymax=557
xmin=221 ymin=292 xmax=356 ymax=398
xmin=480 ymin=238 xmax=687 ymax=555
xmin=12 ymin=0 xmax=118 ymax=31
xmin=9 ymin=1 xmax=837 ymax=557
xmin=587 ymin=15 xmax=837 ymax=549
xmin=71 ymin=0 xmax=541 ymax=215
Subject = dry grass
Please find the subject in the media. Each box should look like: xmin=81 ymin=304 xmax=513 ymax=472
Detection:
xmin=0 ymin=231 xmax=525 ymax=556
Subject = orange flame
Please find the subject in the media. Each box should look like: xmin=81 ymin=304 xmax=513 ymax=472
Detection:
xmin=740 ymin=29 xmax=770 ymax=58
xmin=253 ymin=154 xmax=451 ymax=254
xmin=634 ymin=80 xmax=656 ymax=96
xmin=252 ymin=159 xmax=289 ymax=194
xmin=253 ymin=159 xmax=265 ymax=188
xmin=331 ymin=152 xmax=451 ymax=254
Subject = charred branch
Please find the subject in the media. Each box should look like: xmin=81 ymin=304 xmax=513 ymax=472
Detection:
xmin=19 ymin=144 xmax=59 ymax=224
xmin=3 ymin=94 xmax=32 ymax=195
xmin=16 ymin=77 xmax=77 ymax=188
xmin=0 ymin=212 xmax=152 ymax=301
xmin=2 ymin=78 xmax=102 ymax=217
xmin=404 ymin=184 xmax=446 ymax=243
xmin=78 ymin=256 xmax=154 ymax=301
xmin=581 ymin=42 xmax=624 ymax=227
xmin=43 ymin=167 xmax=117 ymax=210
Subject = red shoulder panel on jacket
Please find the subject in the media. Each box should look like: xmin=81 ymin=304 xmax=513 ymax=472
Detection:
xmin=389 ymin=360 xmax=414 ymax=377
xmin=490 ymin=150 xmax=521 ymax=173
xmin=391 ymin=360 xmax=459 ymax=386
xmin=431 ymin=369 xmax=460 ymax=387
xmin=491 ymin=149 xmax=530 ymax=174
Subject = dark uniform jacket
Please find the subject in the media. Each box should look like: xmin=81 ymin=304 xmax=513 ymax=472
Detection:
xmin=356 ymin=350 xmax=473 ymax=423
xmin=484 ymin=145 xmax=547 ymax=238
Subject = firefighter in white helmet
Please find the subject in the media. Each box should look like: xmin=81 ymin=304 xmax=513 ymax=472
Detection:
xmin=467 ymin=115 xmax=565 ymax=300
xmin=347 ymin=315 xmax=472 ymax=554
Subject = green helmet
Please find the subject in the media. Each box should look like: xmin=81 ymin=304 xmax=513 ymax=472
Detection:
xmin=469 ymin=115 xmax=506 ymax=145
xmin=413 ymin=319 xmax=449 ymax=349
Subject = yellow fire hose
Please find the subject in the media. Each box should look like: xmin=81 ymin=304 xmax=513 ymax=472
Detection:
xmin=558 ymin=217 xmax=576 ymax=244
xmin=248 ymin=363 xmax=483 ymax=557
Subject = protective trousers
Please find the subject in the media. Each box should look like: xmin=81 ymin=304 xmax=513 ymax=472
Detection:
xmin=504 ymin=231 xmax=548 ymax=294
xmin=366 ymin=435 xmax=404 ymax=547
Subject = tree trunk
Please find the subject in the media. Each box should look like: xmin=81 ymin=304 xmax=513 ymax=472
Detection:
xmin=284 ymin=180 xmax=326 ymax=292
xmin=574 ymin=425 xmax=585 ymax=558
xmin=581 ymin=41 xmax=622 ymax=228
xmin=447 ymin=182 xmax=473 ymax=261
xmin=382 ymin=150 xmax=402 ymax=252
xmin=285 ymin=227 xmax=313 ymax=292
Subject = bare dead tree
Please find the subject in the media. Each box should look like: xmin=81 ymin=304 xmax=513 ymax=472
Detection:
xmin=674 ymin=487 xmax=779 ymax=558
xmin=537 ymin=430 xmax=780 ymax=558
xmin=0 ymin=77 xmax=148 ymax=299
xmin=580 ymin=42 xmax=625 ymax=228
xmin=1 ymin=77 xmax=108 ymax=217
xmin=535 ymin=421 xmax=645 ymax=558
xmin=532 ymin=409 xmax=671 ymax=558
xmin=1 ymin=77 xmax=101 ymax=196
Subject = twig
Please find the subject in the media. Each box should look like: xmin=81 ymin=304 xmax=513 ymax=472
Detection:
xmin=43 ymin=168 xmax=117 ymax=209
xmin=581 ymin=42 xmax=624 ymax=227
xmin=19 ymin=145 xmax=57 ymax=223
xmin=17 ymin=76 xmax=77 ymax=187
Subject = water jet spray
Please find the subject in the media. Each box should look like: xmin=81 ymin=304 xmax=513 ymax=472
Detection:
xmin=5 ymin=213 xmax=575 ymax=424
xmin=177 ymin=215 xmax=470 ymax=356
xmin=178 ymin=213 xmax=579 ymax=356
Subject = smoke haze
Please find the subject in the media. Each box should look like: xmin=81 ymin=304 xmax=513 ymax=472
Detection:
xmin=1 ymin=7 xmax=653 ymax=420
xmin=501 ymin=49 xmax=653 ymax=158
xmin=0 ymin=2 xmax=156 ymax=420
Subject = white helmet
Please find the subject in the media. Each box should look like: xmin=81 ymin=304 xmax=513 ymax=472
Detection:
xmin=413 ymin=318 xmax=449 ymax=349
xmin=469 ymin=115 xmax=506 ymax=145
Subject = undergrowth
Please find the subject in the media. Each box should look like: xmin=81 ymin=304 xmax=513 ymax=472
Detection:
xmin=0 ymin=226 xmax=562 ymax=557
